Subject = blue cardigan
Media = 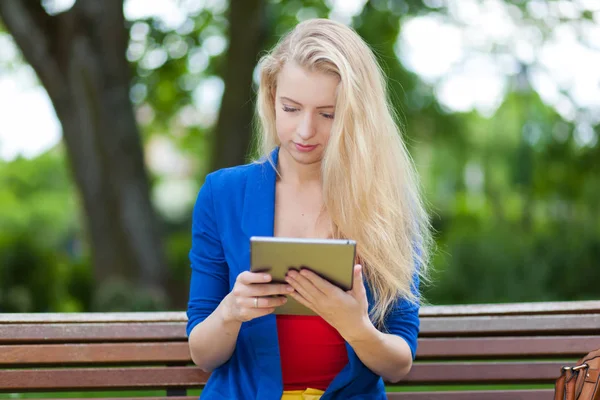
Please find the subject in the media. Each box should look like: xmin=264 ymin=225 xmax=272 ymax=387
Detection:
xmin=186 ymin=148 xmax=420 ymax=399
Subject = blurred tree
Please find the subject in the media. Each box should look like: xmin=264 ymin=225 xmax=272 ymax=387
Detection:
xmin=211 ymin=0 xmax=267 ymax=170
xmin=0 ymin=0 xmax=167 ymax=304
xmin=0 ymin=0 xmax=598 ymax=312
xmin=0 ymin=149 xmax=92 ymax=312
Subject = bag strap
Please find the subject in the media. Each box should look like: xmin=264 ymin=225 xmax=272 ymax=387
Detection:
xmin=555 ymin=368 xmax=567 ymax=400
xmin=566 ymin=368 xmax=579 ymax=400
xmin=558 ymin=364 xmax=590 ymax=400
xmin=573 ymin=363 xmax=590 ymax=399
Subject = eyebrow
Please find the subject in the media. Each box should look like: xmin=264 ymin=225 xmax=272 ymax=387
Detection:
xmin=280 ymin=96 xmax=335 ymax=109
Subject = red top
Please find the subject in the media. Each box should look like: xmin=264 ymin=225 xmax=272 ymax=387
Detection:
xmin=277 ymin=314 xmax=349 ymax=391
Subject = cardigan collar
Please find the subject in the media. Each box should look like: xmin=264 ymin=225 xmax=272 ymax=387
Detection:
xmin=241 ymin=147 xmax=279 ymax=239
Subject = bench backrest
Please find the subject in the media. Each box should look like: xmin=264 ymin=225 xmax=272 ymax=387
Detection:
xmin=1 ymin=301 xmax=599 ymax=399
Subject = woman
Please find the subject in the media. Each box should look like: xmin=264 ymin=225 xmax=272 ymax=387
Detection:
xmin=186 ymin=18 xmax=432 ymax=400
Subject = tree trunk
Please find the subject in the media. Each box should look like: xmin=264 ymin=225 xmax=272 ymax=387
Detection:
xmin=211 ymin=0 xmax=268 ymax=171
xmin=0 ymin=0 xmax=168 ymax=306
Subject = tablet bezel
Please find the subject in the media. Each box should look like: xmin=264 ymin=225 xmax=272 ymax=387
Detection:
xmin=250 ymin=236 xmax=356 ymax=315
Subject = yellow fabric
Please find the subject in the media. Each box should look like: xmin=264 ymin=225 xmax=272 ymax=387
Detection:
xmin=281 ymin=387 xmax=325 ymax=400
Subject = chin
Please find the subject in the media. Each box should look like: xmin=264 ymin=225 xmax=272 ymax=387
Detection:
xmin=298 ymin=157 xmax=322 ymax=166
xmin=291 ymin=151 xmax=323 ymax=165
xmin=283 ymin=144 xmax=323 ymax=164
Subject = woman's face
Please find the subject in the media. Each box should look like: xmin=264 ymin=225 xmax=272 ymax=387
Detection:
xmin=274 ymin=62 xmax=339 ymax=166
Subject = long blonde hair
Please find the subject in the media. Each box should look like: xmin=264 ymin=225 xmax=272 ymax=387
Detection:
xmin=254 ymin=19 xmax=432 ymax=328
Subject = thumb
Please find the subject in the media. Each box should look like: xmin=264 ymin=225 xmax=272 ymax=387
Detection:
xmin=351 ymin=264 xmax=365 ymax=295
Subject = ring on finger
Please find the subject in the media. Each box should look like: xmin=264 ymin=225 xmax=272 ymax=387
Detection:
xmin=254 ymin=297 xmax=258 ymax=308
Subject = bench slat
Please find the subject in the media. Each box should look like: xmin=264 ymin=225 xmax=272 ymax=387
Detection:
xmin=0 ymin=323 xmax=186 ymax=343
xmin=389 ymin=389 xmax=555 ymax=399
xmin=403 ymin=361 xmax=562 ymax=384
xmin=0 ymin=342 xmax=191 ymax=365
xmin=420 ymin=314 xmax=600 ymax=336
xmin=2 ymin=335 xmax=596 ymax=365
xmin=0 ymin=367 xmax=208 ymax=391
xmin=1 ymin=300 xmax=596 ymax=323
xmin=417 ymin=335 xmax=600 ymax=359
xmin=24 ymin=392 xmax=556 ymax=400
xmin=0 ymin=314 xmax=600 ymax=343
xmin=0 ymin=362 xmax=564 ymax=390
xmin=26 ymin=398 xmax=197 ymax=400
xmin=3 ymin=314 xmax=598 ymax=343
xmin=420 ymin=301 xmax=600 ymax=317
xmin=0 ymin=313 xmax=187 ymax=324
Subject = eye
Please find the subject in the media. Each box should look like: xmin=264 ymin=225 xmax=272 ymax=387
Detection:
xmin=282 ymin=106 xmax=298 ymax=113
xmin=321 ymin=113 xmax=335 ymax=120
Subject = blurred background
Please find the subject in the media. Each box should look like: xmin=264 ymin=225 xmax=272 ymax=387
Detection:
xmin=0 ymin=0 xmax=598 ymax=313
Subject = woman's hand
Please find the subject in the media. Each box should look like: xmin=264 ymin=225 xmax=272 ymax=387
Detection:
xmin=223 ymin=271 xmax=295 ymax=323
xmin=285 ymin=264 xmax=373 ymax=342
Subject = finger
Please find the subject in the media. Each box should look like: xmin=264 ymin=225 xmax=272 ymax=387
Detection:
xmin=286 ymin=270 xmax=319 ymax=303
xmin=232 ymin=293 xmax=286 ymax=314
xmin=230 ymin=290 xmax=286 ymax=311
xmin=237 ymin=271 xmax=271 ymax=285
xmin=298 ymin=269 xmax=335 ymax=295
xmin=289 ymin=291 xmax=316 ymax=312
xmin=350 ymin=264 xmax=366 ymax=295
xmin=248 ymin=295 xmax=288 ymax=309
xmin=246 ymin=283 xmax=294 ymax=297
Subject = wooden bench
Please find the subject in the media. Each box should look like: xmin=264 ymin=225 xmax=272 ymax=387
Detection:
xmin=1 ymin=300 xmax=599 ymax=399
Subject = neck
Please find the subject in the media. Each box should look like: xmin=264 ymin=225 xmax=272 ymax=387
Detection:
xmin=278 ymin=147 xmax=322 ymax=185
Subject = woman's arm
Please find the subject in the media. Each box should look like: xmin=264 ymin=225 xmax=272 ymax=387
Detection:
xmin=187 ymin=173 xmax=237 ymax=372
xmin=344 ymin=321 xmax=413 ymax=383
xmin=285 ymin=265 xmax=419 ymax=383
xmin=188 ymin=293 xmax=242 ymax=372
xmin=189 ymin=273 xmax=292 ymax=372
xmin=187 ymin=174 xmax=293 ymax=372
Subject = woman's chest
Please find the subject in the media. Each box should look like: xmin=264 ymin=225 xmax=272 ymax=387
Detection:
xmin=273 ymin=183 xmax=332 ymax=239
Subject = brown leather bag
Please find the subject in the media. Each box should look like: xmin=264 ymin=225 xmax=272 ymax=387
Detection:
xmin=555 ymin=348 xmax=600 ymax=400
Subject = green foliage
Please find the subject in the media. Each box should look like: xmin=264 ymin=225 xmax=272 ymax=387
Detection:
xmin=126 ymin=7 xmax=230 ymax=175
xmin=425 ymin=218 xmax=600 ymax=304
xmin=0 ymin=0 xmax=598 ymax=313
xmin=91 ymin=277 xmax=168 ymax=312
xmin=0 ymin=149 xmax=90 ymax=312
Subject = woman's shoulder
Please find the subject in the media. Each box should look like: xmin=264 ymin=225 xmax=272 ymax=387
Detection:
xmin=203 ymin=158 xmax=274 ymax=196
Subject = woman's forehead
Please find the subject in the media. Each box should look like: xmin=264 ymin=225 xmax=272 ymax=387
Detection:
xmin=276 ymin=62 xmax=339 ymax=106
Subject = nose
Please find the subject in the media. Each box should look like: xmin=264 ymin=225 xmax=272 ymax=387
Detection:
xmin=297 ymin=112 xmax=316 ymax=140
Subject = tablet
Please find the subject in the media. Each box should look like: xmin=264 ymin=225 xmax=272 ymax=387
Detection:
xmin=250 ymin=236 xmax=356 ymax=316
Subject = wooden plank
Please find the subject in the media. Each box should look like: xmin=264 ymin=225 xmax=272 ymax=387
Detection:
xmin=416 ymin=336 xmax=600 ymax=359
xmin=0 ymin=342 xmax=191 ymax=365
xmin=26 ymin=398 xmax=197 ymax=400
xmin=0 ymin=323 xmax=186 ymax=343
xmin=4 ymin=314 xmax=598 ymax=343
xmin=1 ymin=299 xmax=597 ymax=323
xmin=420 ymin=301 xmax=600 ymax=317
xmin=420 ymin=314 xmax=600 ymax=336
xmin=20 ymin=391 xmax=556 ymax=400
xmin=0 ymin=367 xmax=208 ymax=391
xmin=0 ymin=389 xmax=560 ymax=400
xmin=22 ymin=393 xmax=558 ymax=400
xmin=2 ymin=335 xmax=594 ymax=365
xmin=388 ymin=389 xmax=555 ymax=400
xmin=0 ymin=312 xmax=187 ymax=324
xmin=0 ymin=362 xmax=563 ymax=390
xmin=403 ymin=361 xmax=563 ymax=384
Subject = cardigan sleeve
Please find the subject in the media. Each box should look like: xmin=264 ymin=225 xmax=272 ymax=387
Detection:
xmin=186 ymin=173 xmax=230 ymax=337
xmin=384 ymin=271 xmax=421 ymax=360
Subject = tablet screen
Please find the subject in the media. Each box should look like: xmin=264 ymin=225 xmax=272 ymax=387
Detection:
xmin=250 ymin=236 xmax=356 ymax=315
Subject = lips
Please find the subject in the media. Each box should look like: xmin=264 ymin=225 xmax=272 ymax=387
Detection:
xmin=294 ymin=143 xmax=317 ymax=152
